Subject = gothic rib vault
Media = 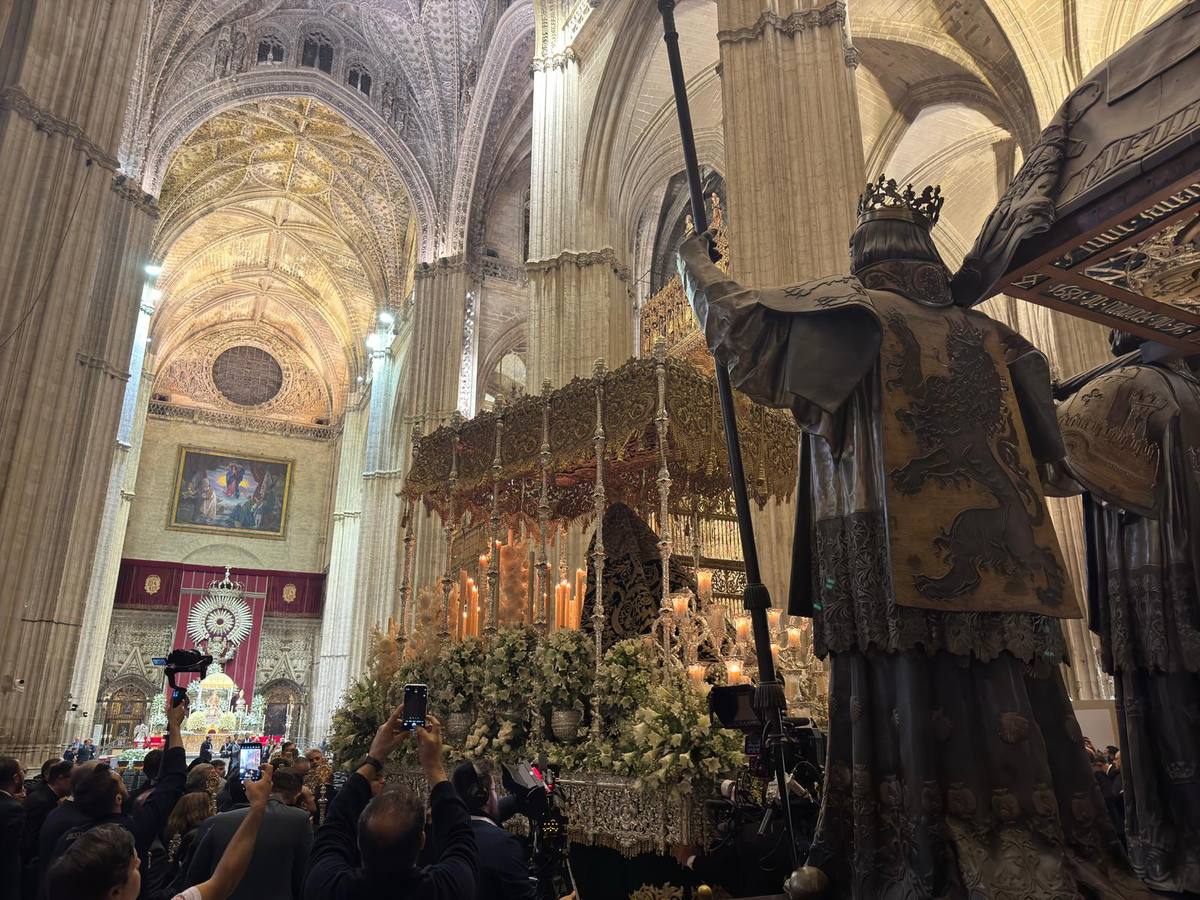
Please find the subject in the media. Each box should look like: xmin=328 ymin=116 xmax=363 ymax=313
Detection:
xmin=150 ymin=97 xmax=416 ymax=430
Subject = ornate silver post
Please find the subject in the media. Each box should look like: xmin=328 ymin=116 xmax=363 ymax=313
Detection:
xmin=590 ymin=358 xmax=608 ymax=743
xmin=440 ymin=411 xmax=463 ymax=642
xmin=536 ymin=380 xmax=553 ymax=633
xmin=486 ymin=404 xmax=504 ymax=637
xmin=397 ymin=497 xmax=417 ymax=651
xmin=652 ymin=338 xmax=673 ymax=653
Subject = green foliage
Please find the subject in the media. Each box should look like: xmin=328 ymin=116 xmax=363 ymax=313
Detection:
xmin=218 ymin=712 xmax=239 ymax=732
xmin=535 ymin=629 xmax=595 ymax=710
xmin=482 ymin=625 xmax=539 ymax=713
xmin=595 ymin=637 xmax=658 ymax=738
xmin=431 ymin=638 xmax=485 ymax=714
xmin=327 ymin=628 xmax=746 ymax=793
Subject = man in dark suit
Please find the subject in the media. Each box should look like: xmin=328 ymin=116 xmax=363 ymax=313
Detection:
xmin=0 ymin=757 xmax=26 ymax=900
xmin=39 ymin=700 xmax=187 ymax=889
xmin=186 ymin=766 xmax=312 ymax=899
xmin=19 ymin=761 xmax=70 ymax=875
xmin=451 ymin=761 xmax=536 ymax=900
xmin=304 ymin=711 xmax=476 ymax=900
xmin=199 ymin=736 xmax=214 ymax=763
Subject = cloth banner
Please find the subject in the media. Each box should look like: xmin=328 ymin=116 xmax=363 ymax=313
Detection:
xmin=169 ymin=571 xmax=268 ymax=699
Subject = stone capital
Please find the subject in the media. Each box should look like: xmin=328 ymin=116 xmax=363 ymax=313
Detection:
xmin=0 ymin=86 xmax=120 ymax=171
xmin=717 ymin=1 xmax=847 ymax=46
xmin=526 ymin=247 xmax=631 ymax=282
xmin=530 ymin=47 xmax=578 ymax=75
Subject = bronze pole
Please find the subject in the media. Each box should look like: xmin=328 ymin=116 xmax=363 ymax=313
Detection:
xmin=657 ymin=0 xmax=797 ymax=869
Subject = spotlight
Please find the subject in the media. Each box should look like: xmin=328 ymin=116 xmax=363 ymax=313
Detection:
xmin=378 ymin=310 xmax=395 ymax=326
xmin=144 ymin=264 xmax=163 ymax=277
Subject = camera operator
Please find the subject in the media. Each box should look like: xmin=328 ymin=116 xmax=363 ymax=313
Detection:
xmin=450 ymin=761 xmax=536 ymax=900
xmin=674 ymin=777 xmax=812 ymax=898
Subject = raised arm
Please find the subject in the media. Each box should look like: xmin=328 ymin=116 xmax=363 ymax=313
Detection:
xmin=189 ymin=767 xmax=273 ymax=900
xmin=677 ymin=233 xmax=881 ymax=418
xmin=130 ymin=700 xmax=187 ymax=856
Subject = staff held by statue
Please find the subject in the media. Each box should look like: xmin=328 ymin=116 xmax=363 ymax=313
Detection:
xmin=656 ymin=0 xmax=797 ymax=870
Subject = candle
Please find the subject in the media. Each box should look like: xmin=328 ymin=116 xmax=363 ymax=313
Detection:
xmin=767 ymin=608 xmax=782 ymax=631
xmin=671 ymin=593 xmax=689 ymax=617
xmin=733 ymin=615 xmax=751 ymax=644
xmin=696 ymin=569 xmax=713 ymax=603
xmin=574 ymin=567 xmax=586 ymax=609
xmin=687 ymin=663 xmax=706 ymax=686
xmin=725 ymin=659 xmax=743 ymax=685
xmin=787 ymin=626 xmax=802 ymax=649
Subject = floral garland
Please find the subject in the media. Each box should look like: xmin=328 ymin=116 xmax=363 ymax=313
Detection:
xmin=328 ymin=629 xmax=745 ymax=794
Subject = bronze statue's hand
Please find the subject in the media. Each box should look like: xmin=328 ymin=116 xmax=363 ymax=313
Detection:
xmin=699 ymin=226 xmax=721 ymax=263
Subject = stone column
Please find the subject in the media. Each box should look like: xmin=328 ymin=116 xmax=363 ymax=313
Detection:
xmin=0 ymin=0 xmax=156 ymax=760
xmin=309 ymin=402 xmax=370 ymax=744
xmin=351 ymin=340 xmax=408 ymax=649
xmin=404 ymin=263 xmax=471 ymax=595
xmin=716 ymin=0 xmax=865 ymax=285
xmin=61 ymin=286 xmax=158 ymax=742
xmin=714 ymin=0 xmax=866 ymax=609
xmin=527 ymin=52 xmax=633 ymax=387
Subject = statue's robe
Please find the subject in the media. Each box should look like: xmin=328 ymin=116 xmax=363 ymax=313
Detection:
xmin=1059 ymin=360 xmax=1200 ymax=893
xmin=678 ymin=236 xmax=1147 ymax=899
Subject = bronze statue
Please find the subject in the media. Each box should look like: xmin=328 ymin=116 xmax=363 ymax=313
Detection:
xmin=678 ymin=178 xmax=1148 ymax=898
xmin=1057 ymin=332 xmax=1200 ymax=893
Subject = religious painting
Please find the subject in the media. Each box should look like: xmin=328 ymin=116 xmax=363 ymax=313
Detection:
xmin=169 ymin=447 xmax=293 ymax=539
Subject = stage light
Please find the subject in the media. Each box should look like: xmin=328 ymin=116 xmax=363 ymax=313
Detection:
xmin=144 ymin=264 xmax=163 ymax=277
xmin=378 ymin=310 xmax=395 ymax=326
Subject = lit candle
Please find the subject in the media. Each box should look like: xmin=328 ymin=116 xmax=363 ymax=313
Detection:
xmin=696 ymin=569 xmax=713 ymax=603
xmin=725 ymin=659 xmax=743 ymax=685
xmin=671 ymin=593 xmax=689 ymax=617
xmin=733 ymin=615 xmax=751 ymax=644
xmin=767 ymin=608 xmax=782 ymax=631
xmin=687 ymin=663 xmax=706 ymax=686
xmin=787 ymin=626 xmax=802 ymax=649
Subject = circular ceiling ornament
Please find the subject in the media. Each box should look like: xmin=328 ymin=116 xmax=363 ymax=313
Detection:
xmin=212 ymin=345 xmax=284 ymax=406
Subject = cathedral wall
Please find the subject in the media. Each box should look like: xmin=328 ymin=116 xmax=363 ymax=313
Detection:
xmin=122 ymin=417 xmax=337 ymax=572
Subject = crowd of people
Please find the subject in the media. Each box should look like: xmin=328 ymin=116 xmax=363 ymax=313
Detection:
xmin=0 ymin=700 xmax=551 ymax=900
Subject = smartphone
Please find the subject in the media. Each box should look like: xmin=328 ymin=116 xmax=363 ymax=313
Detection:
xmin=238 ymin=742 xmax=262 ymax=781
xmin=170 ymin=686 xmax=188 ymax=707
xmin=402 ymin=683 xmax=428 ymax=731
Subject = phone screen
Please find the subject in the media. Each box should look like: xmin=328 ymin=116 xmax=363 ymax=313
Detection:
xmin=170 ymin=687 xmax=188 ymax=707
xmin=402 ymin=683 xmax=428 ymax=731
xmin=239 ymin=743 xmax=262 ymax=781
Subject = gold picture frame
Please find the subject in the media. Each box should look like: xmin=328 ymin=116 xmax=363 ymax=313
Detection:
xmin=168 ymin=446 xmax=293 ymax=540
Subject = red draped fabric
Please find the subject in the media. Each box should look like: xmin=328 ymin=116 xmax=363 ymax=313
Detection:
xmin=113 ymin=559 xmax=325 ymax=700
xmin=170 ymin=571 xmax=269 ymax=697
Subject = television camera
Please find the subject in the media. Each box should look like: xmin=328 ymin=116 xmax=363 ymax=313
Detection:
xmin=151 ymin=648 xmax=212 ymax=706
xmin=696 ymin=685 xmax=825 ymax=896
xmin=502 ymin=758 xmax=574 ymax=900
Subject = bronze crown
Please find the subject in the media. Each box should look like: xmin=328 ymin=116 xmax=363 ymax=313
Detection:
xmin=857 ymin=176 xmax=944 ymax=228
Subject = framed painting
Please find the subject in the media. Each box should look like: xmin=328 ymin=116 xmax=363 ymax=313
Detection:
xmin=169 ymin=447 xmax=293 ymax=539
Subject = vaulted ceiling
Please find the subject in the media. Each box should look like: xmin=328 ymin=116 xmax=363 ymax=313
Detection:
xmin=149 ymin=98 xmax=415 ymax=429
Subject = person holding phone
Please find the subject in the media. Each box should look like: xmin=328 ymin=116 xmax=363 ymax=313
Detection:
xmin=304 ymin=708 xmax=477 ymax=900
xmin=44 ymin=766 xmax=275 ymax=900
